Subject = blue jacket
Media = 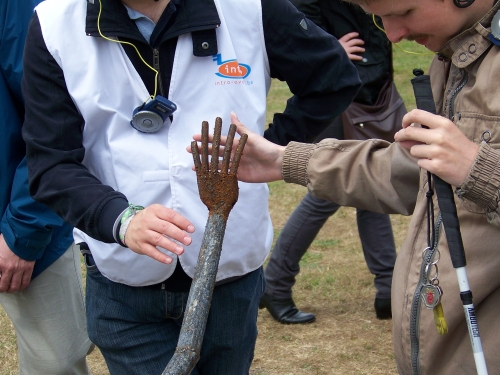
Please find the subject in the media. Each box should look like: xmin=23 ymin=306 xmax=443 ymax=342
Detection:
xmin=0 ymin=0 xmax=73 ymax=279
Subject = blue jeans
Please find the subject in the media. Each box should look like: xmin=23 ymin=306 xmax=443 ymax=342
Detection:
xmin=84 ymin=253 xmax=265 ymax=375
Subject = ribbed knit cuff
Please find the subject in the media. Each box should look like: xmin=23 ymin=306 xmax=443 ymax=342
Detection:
xmin=282 ymin=142 xmax=315 ymax=186
xmin=457 ymin=141 xmax=500 ymax=212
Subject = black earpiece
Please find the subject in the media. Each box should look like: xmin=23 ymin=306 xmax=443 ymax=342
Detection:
xmin=453 ymin=0 xmax=475 ymax=8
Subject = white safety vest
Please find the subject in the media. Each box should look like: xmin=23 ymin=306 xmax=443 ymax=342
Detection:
xmin=36 ymin=0 xmax=273 ymax=286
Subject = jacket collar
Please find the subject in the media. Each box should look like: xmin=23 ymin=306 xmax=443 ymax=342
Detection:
xmin=439 ymin=1 xmax=500 ymax=67
xmin=85 ymin=0 xmax=220 ymax=43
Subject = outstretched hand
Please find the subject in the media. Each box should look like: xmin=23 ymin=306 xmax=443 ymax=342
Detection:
xmin=394 ymin=109 xmax=479 ymax=187
xmin=188 ymin=112 xmax=285 ymax=183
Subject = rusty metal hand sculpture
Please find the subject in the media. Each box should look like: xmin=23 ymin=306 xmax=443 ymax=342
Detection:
xmin=162 ymin=118 xmax=247 ymax=375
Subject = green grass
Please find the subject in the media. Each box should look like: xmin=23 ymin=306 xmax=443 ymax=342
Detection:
xmin=314 ymin=239 xmax=340 ymax=248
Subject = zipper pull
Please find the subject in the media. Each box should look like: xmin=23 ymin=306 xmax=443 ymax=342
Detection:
xmin=152 ymin=48 xmax=165 ymax=96
xmin=153 ymin=48 xmax=160 ymax=70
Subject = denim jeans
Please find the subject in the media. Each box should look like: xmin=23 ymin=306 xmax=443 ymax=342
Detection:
xmin=84 ymin=252 xmax=265 ymax=375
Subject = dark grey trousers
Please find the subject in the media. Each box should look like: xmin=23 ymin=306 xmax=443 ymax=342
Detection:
xmin=264 ymin=192 xmax=396 ymax=300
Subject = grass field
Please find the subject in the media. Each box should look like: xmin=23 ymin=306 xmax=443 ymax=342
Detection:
xmin=0 ymin=41 xmax=434 ymax=374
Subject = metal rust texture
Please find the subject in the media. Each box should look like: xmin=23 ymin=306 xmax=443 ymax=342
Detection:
xmin=162 ymin=118 xmax=247 ymax=375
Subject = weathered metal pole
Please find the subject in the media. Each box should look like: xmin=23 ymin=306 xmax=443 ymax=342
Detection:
xmin=162 ymin=118 xmax=247 ymax=375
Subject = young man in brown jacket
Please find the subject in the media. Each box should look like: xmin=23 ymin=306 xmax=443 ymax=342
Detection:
xmin=193 ymin=0 xmax=500 ymax=373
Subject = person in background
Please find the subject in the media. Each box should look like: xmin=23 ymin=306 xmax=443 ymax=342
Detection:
xmin=0 ymin=0 xmax=93 ymax=374
xmin=259 ymin=0 xmax=401 ymax=324
xmin=21 ymin=0 xmax=361 ymax=373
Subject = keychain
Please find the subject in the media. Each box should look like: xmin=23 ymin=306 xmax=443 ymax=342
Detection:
xmin=421 ymin=248 xmax=448 ymax=335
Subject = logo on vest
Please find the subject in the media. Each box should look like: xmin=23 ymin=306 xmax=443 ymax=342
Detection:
xmin=213 ymin=54 xmax=254 ymax=87
xmin=213 ymin=54 xmax=251 ymax=79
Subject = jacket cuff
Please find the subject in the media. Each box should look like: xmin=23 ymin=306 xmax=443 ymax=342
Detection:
xmin=282 ymin=142 xmax=315 ymax=186
xmin=98 ymin=197 xmax=129 ymax=243
xmin=1 ymin=209 xmax=51 ymax=261
xmin=457 ymin=141 xmax=500 ymax=212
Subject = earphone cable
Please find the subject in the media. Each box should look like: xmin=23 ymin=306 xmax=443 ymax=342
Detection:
xmin=97 ymin=0 xmax=159 ymax=101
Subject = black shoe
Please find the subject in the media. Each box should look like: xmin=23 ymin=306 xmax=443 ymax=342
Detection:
xmin=259 ymin=293 xmax=316 ymax=324
xmin=374 ymin=297 xmax=392 ymax=320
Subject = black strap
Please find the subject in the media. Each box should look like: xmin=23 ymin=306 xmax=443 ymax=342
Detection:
xmin=411 ymin=69 xmax=467 ymax=268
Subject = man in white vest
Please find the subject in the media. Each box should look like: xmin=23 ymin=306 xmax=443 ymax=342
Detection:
xmin=21 ymin=0 xmax=360 ymax=373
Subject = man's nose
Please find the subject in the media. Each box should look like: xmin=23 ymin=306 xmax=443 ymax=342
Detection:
xmin=380 ymin=18 xmax=407 ymax=44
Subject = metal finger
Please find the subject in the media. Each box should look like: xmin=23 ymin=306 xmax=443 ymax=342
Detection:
xmin=221 ymin=124 xmax=236 ymax=174
xmin=191 ymin=141 xmax=201 ymax=172
xmin=201 ymin=121 xmax=209 ymax=170
xmin=211 ymin=117 xmax=222 ymax=172
xmin=230 ymin=133 xmax=248 ymax=174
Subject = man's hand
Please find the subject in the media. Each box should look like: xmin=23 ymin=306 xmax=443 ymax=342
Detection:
xmin=338 ymin=32 xmax=365 ymax=61
xmin=124 ymin=204 xmax=195 ymax=264
xmin=0 ymin=234 xmax=35 ymax=293
xmin=394 ymin=109 xmax=479 ymax=187
xmin=189 ymin=112 xmax=285 ymax=184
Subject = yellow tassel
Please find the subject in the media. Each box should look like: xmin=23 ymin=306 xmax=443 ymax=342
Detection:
xmin=433 ymin=302 xmax=448 ymax=335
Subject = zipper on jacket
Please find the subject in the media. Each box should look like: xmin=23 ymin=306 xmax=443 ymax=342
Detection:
xmin=409 ymin=214 xmax=443 ymax=375
xmin=448 ymin=70 xmax=468 ymax=119
xmin=153 ymin=48 xmax=165 ymax=97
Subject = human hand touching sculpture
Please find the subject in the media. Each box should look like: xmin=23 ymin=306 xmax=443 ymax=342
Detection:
xmin=189 ymin=112 xmax=285 ymax=183
xmin=394 ymin=109 xmax=479 ymax=187
xmin=190 ymin=111 xmax=479 ymax=192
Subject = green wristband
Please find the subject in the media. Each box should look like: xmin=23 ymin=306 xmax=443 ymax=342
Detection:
xmin=118 ymin=203 xmax=144 ymax=246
